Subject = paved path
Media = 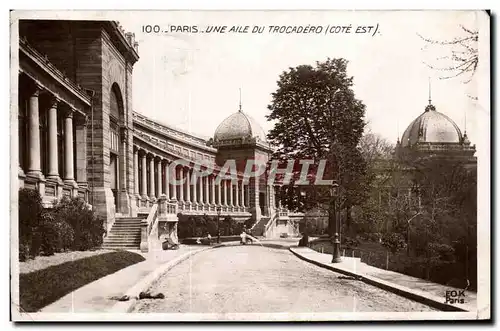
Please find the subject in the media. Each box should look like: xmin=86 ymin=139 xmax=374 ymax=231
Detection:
xmin=290 ymin=247 xmax=477 ymax=312
xmin=133 ymin=245 xmax=435 ymax=313
xmin=40 ymin=245 xmax=206 ymax=313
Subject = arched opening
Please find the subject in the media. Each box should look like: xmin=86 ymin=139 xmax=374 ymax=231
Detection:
xmin=109 ymin=83 xmax=124 ymax=212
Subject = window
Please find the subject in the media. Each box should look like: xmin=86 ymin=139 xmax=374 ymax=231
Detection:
xmin=110 ymin=121 xmax=120 ymax=153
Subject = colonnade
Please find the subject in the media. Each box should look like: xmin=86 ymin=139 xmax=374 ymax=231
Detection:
xmin=133 ymin=148 xmax=249 ymax=213
xmin=19 ymin=80 xmax=87 ymax=200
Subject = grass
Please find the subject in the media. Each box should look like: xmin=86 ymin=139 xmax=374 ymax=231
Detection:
xmin=19 ymin=250 xmax=145 ymax=312
xmin=309 ymin=239 xmax=387 ymax=257
xmin=309 ymin=239 xmax=476 ymax=291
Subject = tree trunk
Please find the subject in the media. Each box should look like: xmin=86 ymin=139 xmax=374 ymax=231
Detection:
xmin=345 ymin=204 xmax=352 ymax=234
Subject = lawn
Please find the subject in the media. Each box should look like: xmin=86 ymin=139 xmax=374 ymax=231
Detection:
xmin=19 ymin=250 xmax=145 ymax=312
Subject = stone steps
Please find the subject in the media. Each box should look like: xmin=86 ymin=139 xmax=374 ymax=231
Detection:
xmin=102 ymin=217 xmax=144 ymax=250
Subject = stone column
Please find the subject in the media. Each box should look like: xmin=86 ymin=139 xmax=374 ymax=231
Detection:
xmin=179 ymin=167 xmax=184 ymax=201
xmin=192 ymin=172 xmax=197 ymax=204
xmin=219 ymin=180 xmax=227 ymax=206
xmin=171 ymin=163 xmax=177 ymax=200
xmin=141 ymin=151 xmax=147 ymax=199
xmin=229 ymin=181 xmax=233 ymax=206
xmin=196 ymin=177 xmax=204 ymax=204
xmin=27 ymin=85 xmax=42 ymax=178
xmin=186 ymin=168 xmax=191 ymax=203
xmin=235 ymin=181 xmax=239 ymax=207
xmin=164 ymin=161 xmax=170 ymax=199
xmin=63 ymin=110 xmax=75 ymax=183
xmin=156 ymin=158 xmax=162 ymax=197
xmin=204 ymin=177 xmax=209 ymax=205
xmin=149 ymin=155 xmax=155 ymax=198
xmin=47 ymin=98 xmax=59 ymax=180
xmin=210 ymin=176 xmax=215 ymax=204
xmin=217 ymin=180 xmax=222 ymax=205
xmin=241 ymin=183 xmax=245 ymax=207
xmin=134 ymin=148 xmax=139 ymax=195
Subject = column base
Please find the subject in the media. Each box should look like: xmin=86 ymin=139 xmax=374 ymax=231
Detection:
xmin=25 ymin=172 xmax=46 ymax=197
xmin=26 ymin=170 xmax=44 ymax=181
xmin=45 ymin=176 xmax=63 ymax=200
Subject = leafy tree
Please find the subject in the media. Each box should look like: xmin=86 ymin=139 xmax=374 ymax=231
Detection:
xmin=266 ymin=58 xmax=367 ymax=235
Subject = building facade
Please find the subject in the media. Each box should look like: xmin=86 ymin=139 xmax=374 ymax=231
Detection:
xmin=16 ymin=20 xmax=301 ymax=249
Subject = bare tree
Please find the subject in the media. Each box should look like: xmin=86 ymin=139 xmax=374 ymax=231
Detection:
xmin=359 ymin=129 xmax=395 ymax=164
xmin=419 ymin=25 xmax=479 ymax=87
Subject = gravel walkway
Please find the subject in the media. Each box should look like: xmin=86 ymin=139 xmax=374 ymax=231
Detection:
xmin=19 ymin=249 xmax=114 ymax=274
xmin=133 ymin=245 xmax=435 ymax=314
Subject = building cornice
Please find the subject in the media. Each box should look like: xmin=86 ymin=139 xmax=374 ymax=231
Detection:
xmin=19 ymin=37 xmax=91 ymax=107
xmin=103 ymin=21 xmax=139 ymax=64
xmin=133 ymin=111 xmax=216 ymax=153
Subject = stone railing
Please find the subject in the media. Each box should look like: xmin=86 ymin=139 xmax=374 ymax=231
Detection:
xmin=263 ymin=211 xmax=278 ymax=238
xmin=140 ymin=202 xmax=158 ymax=252
xmin=176 ymin=202 xmax=249 ymax=215
xmin=277 ymin=208 xmax=289 ymax=218
xmin=140 ymin=195 xmax=180 ymax=252
xmin=133 ymin=112 xmax=214 ymax=151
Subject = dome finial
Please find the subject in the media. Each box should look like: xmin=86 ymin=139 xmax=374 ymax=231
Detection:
xmin=239 ymin=88 xmax=242 ymax=112
xmin=397 ymin=118 xmax=400 ymax=142
xmin=425 ymin=78 xmax=436 ymax=112
xmin=428 ymin=77 xmax=432 ymax=105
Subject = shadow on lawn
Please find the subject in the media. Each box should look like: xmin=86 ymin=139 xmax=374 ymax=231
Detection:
xmin=19 ymin=250 xmax=145 ymax=312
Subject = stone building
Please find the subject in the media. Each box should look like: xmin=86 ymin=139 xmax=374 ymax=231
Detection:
xmin=395 ymin=98 xmax=477 ymax=167
xmin=16 ymin=19 xmax=302 ymax=250
xmin=374 ymin=96 xmax=477 ymax=212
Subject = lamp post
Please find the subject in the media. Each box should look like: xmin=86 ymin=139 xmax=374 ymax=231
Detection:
xmin=330 ymin=182 xmax=341 ymax=263
xmin=216 ymin=206 xmax=222 ymax=243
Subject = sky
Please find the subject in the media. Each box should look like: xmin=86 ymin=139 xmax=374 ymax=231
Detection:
xmin=114 ymin=10 xmax=488 ymax=155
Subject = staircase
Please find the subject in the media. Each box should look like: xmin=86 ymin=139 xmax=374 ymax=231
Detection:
xmin=102 ymin=217 xmax=144 ymax=250
xmin=251 ymin=216 xmax=270 ymax=236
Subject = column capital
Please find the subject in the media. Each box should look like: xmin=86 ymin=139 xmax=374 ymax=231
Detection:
xmin=47 ymin=95 xmax=61 ymax=108
xmin=62 ymin=107 xmax=74 ymax=119
xmin=138 ymin=148 xmax=147 ymax=157
xmin=28 ymin=81 xmax=44 ymax=97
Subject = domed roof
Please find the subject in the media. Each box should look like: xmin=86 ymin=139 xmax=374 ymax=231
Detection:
xmin=214 ymin=110 xmax=267 ymax=143
xmin=401 ymin=103 xmax=463 ymax=147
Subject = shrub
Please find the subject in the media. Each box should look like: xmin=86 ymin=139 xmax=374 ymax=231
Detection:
xmin=428 ymin=243 xmax=455 ymax=262
xmin=382 ymin=232 xmax=406 ymax=253
xmin=38 ymin=212 xmax=75 ymax=255
xmin=18 ymin=188 xmax=44 ymax=258
xmin=51 ymin=197 xmax=104 ymax=251
xmin=342 ymin=236 xmax=360 ymax=248
xmin=19 ymin=243 xmax=30 ymax=262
